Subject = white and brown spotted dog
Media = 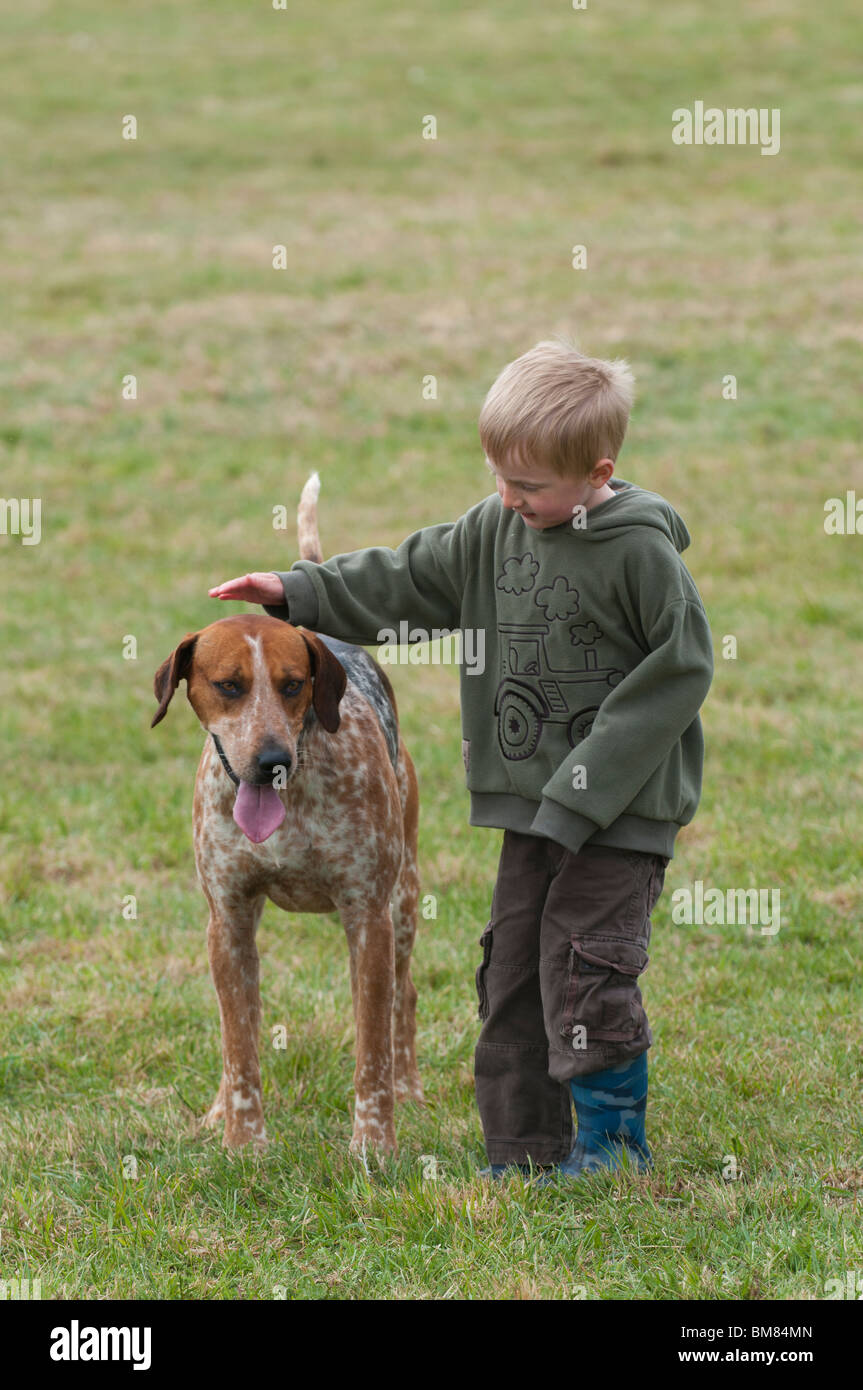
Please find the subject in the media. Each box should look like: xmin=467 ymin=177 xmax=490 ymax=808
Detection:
xmin=151 ymin=491 xmax=423 ymax=1157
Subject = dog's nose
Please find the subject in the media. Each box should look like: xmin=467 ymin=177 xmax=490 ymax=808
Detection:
xmin=256 ymin=745 xmax=293 ymax=781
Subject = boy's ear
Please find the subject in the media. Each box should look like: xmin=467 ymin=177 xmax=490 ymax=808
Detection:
xmin=151 ymin=633 xmax=199 ymax=727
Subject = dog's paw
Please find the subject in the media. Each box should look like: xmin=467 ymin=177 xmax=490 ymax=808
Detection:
xmin=223 ymin=1125 xmax=268 ymax=1153
xmin=349 ymin=1128 xmax=398 ymax=1163
xmin=394 ymin=1075 xmax=425 ymax=1104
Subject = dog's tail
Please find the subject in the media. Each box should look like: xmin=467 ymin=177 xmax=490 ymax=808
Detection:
xmin=298 ymin=471 xmax=324 ymax=563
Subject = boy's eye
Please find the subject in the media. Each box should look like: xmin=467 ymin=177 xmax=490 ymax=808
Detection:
xmin=486 ymin=459 xmax=540 ymax=491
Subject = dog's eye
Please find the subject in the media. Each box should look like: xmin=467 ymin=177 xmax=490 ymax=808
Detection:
xmin=282 ymin=679 xmax=303 ymax=696
xmin=214 ymin=680 xmax=241 ymax=695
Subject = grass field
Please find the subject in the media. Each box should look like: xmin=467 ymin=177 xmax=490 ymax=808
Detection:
xmin=0 ymin=0 xmax=861 ymax=1300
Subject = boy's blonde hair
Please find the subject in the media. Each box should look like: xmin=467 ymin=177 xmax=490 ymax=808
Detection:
xmin=478 ymin=338 xmax=635 ymax=479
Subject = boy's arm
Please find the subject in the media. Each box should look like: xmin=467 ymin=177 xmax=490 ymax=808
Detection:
xmin=531 ymin=595 xmax=714 ymax=854
xmin=263 ymin=516 xmax=468 ymax=644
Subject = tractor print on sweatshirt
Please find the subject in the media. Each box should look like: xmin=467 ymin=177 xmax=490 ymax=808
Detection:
xmin=495 ymin=553 xmax=625 ymax=762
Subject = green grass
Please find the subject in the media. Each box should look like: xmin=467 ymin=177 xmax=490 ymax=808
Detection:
xmin=0 ymin=0 xmax=861 ymax=1299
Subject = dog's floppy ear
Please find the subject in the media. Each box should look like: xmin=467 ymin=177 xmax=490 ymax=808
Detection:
xmin=151 ymin=633 xmax=199 ymax=728
xmin=298 ymin=629 xmax=347 ymax=733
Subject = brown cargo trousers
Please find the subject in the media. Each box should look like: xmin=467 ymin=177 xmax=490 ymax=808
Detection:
xmin=474 ymin=830 xmax=669 ymax=1166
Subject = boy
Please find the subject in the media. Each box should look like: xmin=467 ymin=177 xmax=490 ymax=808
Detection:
xmin=209 ymin=339 xmax=714 ymax=1182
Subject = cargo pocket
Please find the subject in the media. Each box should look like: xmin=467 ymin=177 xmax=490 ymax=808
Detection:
xmin=560 ymin=937 xmax=649 ymax=1045
xmin=475 ymin=922 xmax=493 ymax=1021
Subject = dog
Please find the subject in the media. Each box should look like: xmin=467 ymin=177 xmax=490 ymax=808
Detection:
xmin=151 ymin=479 xmax=423 ymax=1156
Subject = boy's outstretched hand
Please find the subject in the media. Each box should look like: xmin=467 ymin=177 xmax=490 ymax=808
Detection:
xmin=208 ymin=572 xmax=285 ymax=605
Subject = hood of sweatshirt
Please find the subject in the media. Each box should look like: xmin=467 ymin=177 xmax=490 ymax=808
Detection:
xmin=522 ymin=476 xmax=692 ymax=554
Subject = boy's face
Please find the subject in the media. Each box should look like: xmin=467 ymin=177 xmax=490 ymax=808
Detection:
xmin=485 ymin=455 xmax=615 ymax=529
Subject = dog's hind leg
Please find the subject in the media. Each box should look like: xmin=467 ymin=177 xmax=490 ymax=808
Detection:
xmin=391 ymin=738 xmax=424 ymax=1103
xmin=341 ymin=899 xmax=397 ymax=1156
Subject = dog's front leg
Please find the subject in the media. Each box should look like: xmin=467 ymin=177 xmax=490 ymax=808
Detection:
xmin=202 ymin=895 xmax=267 ymax=1149
xmin=343 ymin=906 xmax=397 ymax=1158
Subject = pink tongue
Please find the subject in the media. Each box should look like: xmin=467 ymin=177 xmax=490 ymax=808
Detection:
xmin=233 ymin=782 xmax=286 ymax=843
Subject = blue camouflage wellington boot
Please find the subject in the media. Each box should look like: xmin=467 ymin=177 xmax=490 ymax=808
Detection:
xmin=539 ymin=1054 xmax=653 ymax=1184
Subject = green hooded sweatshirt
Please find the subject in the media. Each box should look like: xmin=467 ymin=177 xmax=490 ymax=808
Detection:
xmin=264 ymin=476 xmax=714 ymax=859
